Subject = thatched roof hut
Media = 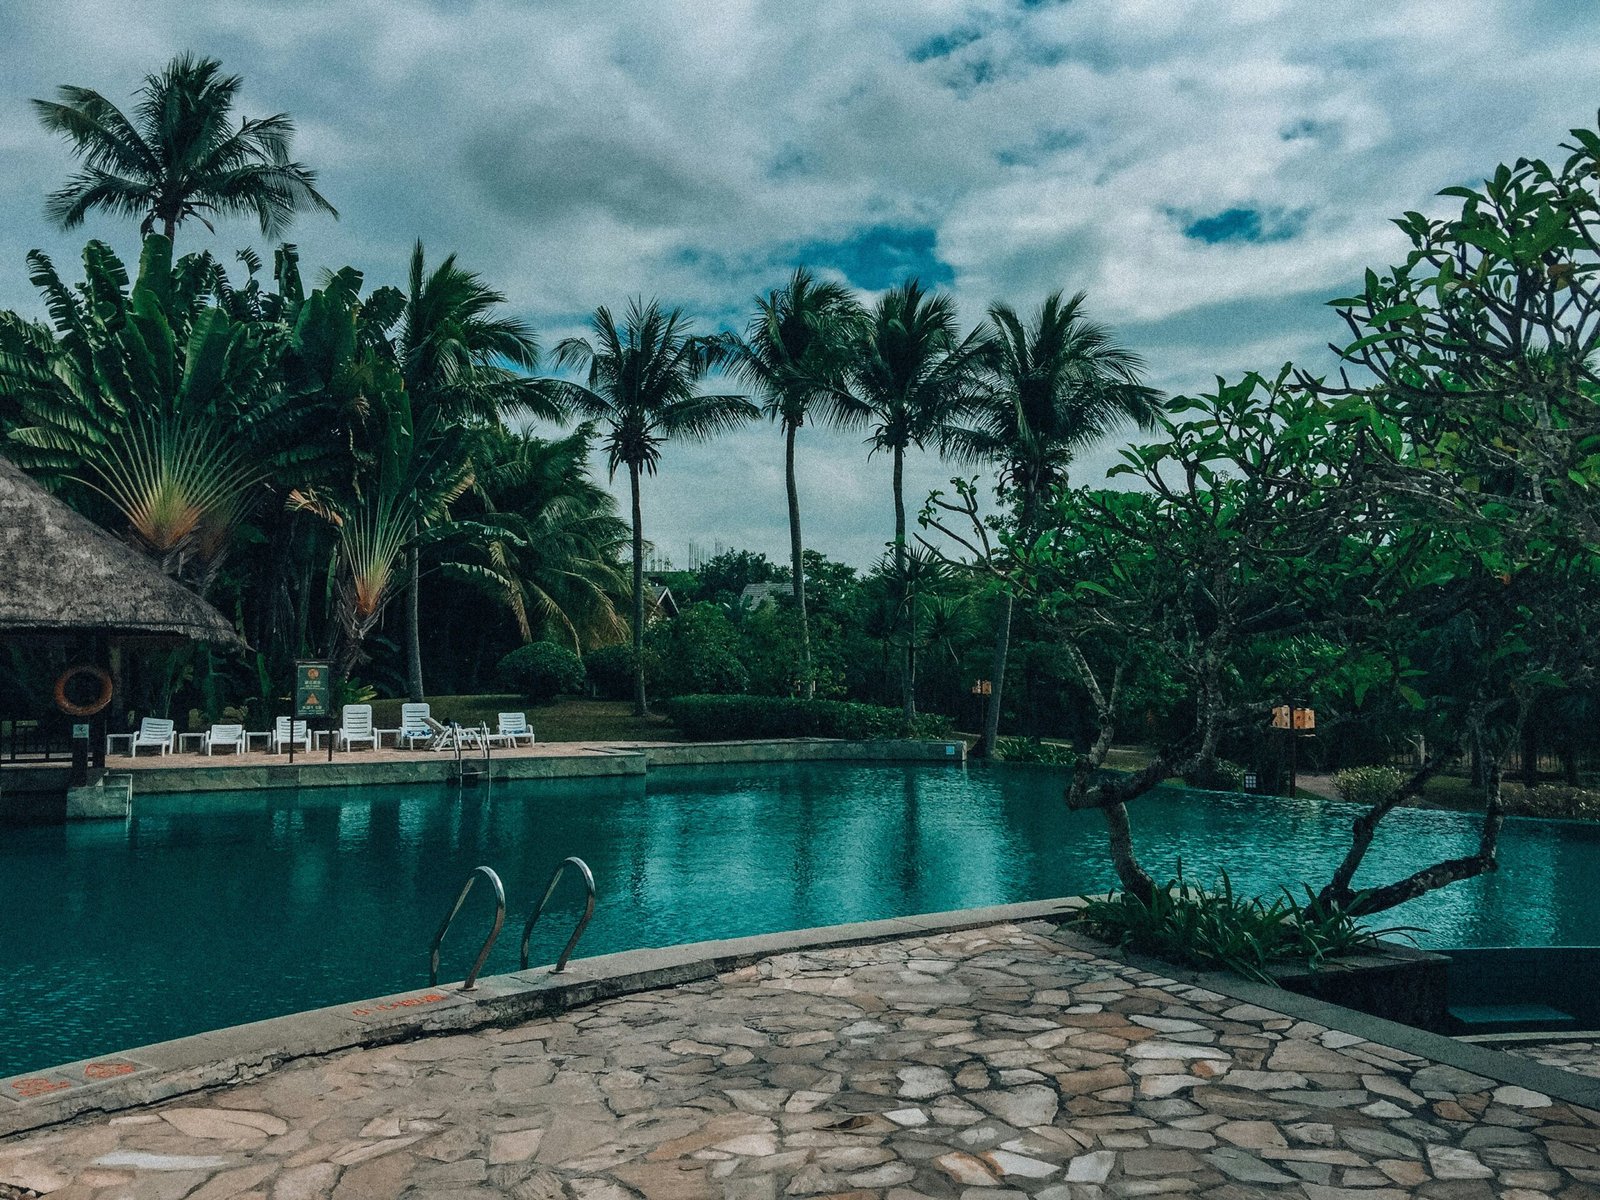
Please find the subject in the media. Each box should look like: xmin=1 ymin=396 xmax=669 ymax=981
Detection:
xmin=0 ymin=454 xmax=239 ymax=644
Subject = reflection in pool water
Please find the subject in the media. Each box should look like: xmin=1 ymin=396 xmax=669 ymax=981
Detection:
xmin=1 ymin=760 xmax=1593 ymax=1075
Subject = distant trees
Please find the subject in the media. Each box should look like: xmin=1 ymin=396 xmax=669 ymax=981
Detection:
xmin=33 ymin=54 xmax=336 ymax=243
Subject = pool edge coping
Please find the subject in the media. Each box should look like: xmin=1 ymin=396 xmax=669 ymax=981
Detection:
xmin=4 ymin=897 xmax=1598 ymax=1139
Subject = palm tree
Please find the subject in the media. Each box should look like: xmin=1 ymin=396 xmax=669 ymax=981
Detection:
xmin=722 ymin=269 xmax=862 ymax=697
xmin=953 ymin=290 xmax=1161 ymax=756
xmin=546 ymin=299 xmax=756 ymax=715
xmin=33 ymin=53 xmax=337 ymax=242
xmin=440 ymin=425 xmax=630 ymax=652
xmin=838 ymin=279 xmax=983 ymax=716
xmin=383 ymin=241 xmax=548 ymax=702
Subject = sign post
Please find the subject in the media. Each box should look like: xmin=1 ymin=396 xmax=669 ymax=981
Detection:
xmin=294 ymin=661 xmax=331 ymax=765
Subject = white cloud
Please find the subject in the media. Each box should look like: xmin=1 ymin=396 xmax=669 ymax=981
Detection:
xmin=3 ymin=0 xmax=1597 ymax=565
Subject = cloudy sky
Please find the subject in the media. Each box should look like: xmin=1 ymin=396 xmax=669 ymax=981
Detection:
xmin=4 ymin=2 xmax=1597 ymax=567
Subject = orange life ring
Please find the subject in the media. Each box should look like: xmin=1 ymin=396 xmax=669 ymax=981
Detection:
xmin=54 ymin=665 xmax=113 ymax=717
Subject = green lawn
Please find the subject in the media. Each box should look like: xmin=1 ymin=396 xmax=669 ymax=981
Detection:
xmin=369 ymin=695 xmax=682 ymax=743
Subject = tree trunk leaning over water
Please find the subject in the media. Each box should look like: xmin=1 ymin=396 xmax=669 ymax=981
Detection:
xmin=982 ymin=590 xmax=1013 ymax=756
xmin=893 ymin=444 xmax=914 ymax=718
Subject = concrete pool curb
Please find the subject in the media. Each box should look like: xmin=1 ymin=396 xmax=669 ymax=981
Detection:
xmin=70 ymin=736 xmax=969 ymax=798
xmin=4 ymin=897 xmax=1598 ymax=1139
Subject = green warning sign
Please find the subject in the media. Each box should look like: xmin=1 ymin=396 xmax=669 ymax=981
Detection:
xmin=295 ymin=661 xmax=331 ymax=719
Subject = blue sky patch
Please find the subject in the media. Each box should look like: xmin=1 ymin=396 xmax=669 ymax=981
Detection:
xmin=1179 ymin=207 xmax=1306 ymax=244
xmin=791 ymin=226 xmax=954 ymax=291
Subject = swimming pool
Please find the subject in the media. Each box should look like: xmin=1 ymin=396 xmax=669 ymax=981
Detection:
xmin=2 ymin=761 xmax=1596 ymax=1075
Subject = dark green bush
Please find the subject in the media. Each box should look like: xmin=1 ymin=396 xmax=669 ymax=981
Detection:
xmin=1333 ymin=766 xmax=1406 ymax=806
xmin=584 ymin=643 xmax=641 ymax=701
xmin=1183 ymin=756 xmax=1247 ymax=792
xmin=1076 ymin=867 xmax=1418 ymax=983
xmin=994 ymin=736 xmax=1076 ymax=765
xmin=497 ymin=642 xmax=585 ymax=704
xmin=651 ymin=603 xmax=748 ymax=697
xmin=666 ymin=695 xmax=953 ymax=741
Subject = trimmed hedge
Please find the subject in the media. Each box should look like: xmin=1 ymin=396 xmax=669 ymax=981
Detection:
xmin=1333 ymin=765 xmax=1407 ymax=806
xmin=665 ymin=694 xmax=953 ymax=742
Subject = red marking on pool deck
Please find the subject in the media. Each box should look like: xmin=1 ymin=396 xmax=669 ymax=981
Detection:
xmin=349 ymin=991 xmax=451 ymax=1018
xmin=9 ymin=1077 xmax=73 ymax=1099
xmin=82 ymin=1062 xmax=136 ymax=1080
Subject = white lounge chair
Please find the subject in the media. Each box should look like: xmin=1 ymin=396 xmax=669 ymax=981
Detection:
xmin=491 ymin=712 xmax=535 ymax=748
xmin=335 ymin=703 xmax=378 ymax=751
xmin=393 ymin=702 xmax=433 ymax=750
xmin=202 ymin=724 xmax=245 ymax=755
xmin=423 ymin=716 xmax=487 ymax=752
xmin=129 ymin=717 xmax=175 ymax=757
xmin=270 ymin=717 xmax=310 ymax=754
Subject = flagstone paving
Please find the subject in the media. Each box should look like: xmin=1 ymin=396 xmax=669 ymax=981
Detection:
xmin=1506 ymin=1043 xmax=1600 ymax=1083
xmin=3 ymin=921 xmax=1600 ymax=1199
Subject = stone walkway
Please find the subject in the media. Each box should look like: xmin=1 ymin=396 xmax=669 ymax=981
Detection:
xmin=1506 ymin=1044 xmax=1600 ymax=1083
xmin=2 ymin=922 xmax=1599 ymax=1199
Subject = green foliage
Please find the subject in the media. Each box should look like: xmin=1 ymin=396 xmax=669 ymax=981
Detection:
xmin=584 ymin=644 xmax=642 ymax=701
xmin=666 ymin=695 xmax=953 ymax=741
xmin=1183 ymin=758 xmax=1247 ymax=793
xmin=496 ymin=641 xmax=586 ymax=704
xmin=650 ymin=603 xmax=750 ymax=696
xmin=1333 ymin=766 xmax=1407 ymax=807
xmin=1077 ymin=869 xmax=1415 ymax=984
xmin=1503 ymin=784 xmax=1600 ymax=821
xmin=691 ymin=549 xmax=782 ymax=604
xmin=993 ymin=736 xmax=1075 ymax=765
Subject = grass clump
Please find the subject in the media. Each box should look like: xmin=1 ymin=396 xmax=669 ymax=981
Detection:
xmin=993 ymin=736 xmax=1076 ymax=765
xmin=1076 ymin=866 xmax=1416 ymax=984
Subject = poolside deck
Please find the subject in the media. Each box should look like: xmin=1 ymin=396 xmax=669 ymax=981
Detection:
xmin=3 ymin=921 xmax=1598 ymax=1199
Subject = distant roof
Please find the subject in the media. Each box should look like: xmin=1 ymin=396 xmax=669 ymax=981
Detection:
xmin=0 ymin=454 xmax=241 ymax=643
xmin=738 ymin=581 xmax=786 ymax=609
xmin=644 ymin=582 xmax=680 ymax=621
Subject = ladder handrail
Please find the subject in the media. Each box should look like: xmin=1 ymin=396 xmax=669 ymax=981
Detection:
xmin=520 ymin=856 xmax=595 ymax=973
xmin=429 ymin=865 xmax=505 ymax=991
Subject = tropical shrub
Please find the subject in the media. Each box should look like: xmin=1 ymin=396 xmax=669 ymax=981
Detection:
xmin=1332 ymin=766 xmax=1407 ymax=807
xmin=497 ymin=642 xmax=585 ymax=703
xmin=584 ymin=644 xmax=638 ymax=701
xmin=651 ymin=603 xmax=749 ymax=697
xmin=1183 ymin=757 xmax=1247 ymax=793
xmin=1076 ymin=868 xmax=1415 ymax=984
xmin=994 ymin=736 xmax=1076 ymax=765
xmin=666 ymin=695 xmax=953 ymax=741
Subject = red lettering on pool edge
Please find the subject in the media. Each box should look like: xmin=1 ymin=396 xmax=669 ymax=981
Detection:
xmin=11 ymin=1077 xmax=73 ymax=1098
xmin=351 ymin=991 xmax=450 ymax=1017
xmin=83 ymin=1062 xmax=136 ymax=1080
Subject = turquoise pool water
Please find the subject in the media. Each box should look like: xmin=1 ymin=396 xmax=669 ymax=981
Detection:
xmin=1 ymin=761 xmax=1595 ymax=1075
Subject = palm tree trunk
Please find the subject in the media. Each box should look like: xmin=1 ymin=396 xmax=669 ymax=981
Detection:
xmin=893 ymin=446 xmax=914 ymax=718
xmin=163 ymin=215 xmax=176 ymax=243
xmin=786 ymin=423 xmax=813 ymax=698
xmin=982 ymin=590 xmax=1013 ymax=757
xmin=629 ymin=460 xmax=648 ymax=717
xmin=405 ymin=543 xmax=424 ymax=702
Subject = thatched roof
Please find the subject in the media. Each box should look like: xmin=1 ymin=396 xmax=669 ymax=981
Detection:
xmin=0 ymin=454 xmax=240 ymax=644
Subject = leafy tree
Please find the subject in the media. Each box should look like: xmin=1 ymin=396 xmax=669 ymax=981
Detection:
xmin=692 ymin=548 xmax=781 ymax=604
xmin=33 ymin=53 xmax=337 ymax=242
xmin=951 ymin=291 xmax=1161 ymax=756
xmin=723 ymin=269 xmax=863 ymax=693
xmin=838 ymin=278 xmax=983 ymax=716
xmin=546 ymin=299 xmax=756 ymax=715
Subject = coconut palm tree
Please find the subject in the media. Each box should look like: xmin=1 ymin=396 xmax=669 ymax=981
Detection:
xmin=382 ymin=241 xmax=549 ymax=702
xmin=545 ymin=299 xmax=756 ymax=715
xmin=439 ymin=424 xmax=630 ymax=652
xmin=33 ymin=53 xmax=337 ymax=242
xmin=722 ymin=269 xmax=863 ymax=696
xmin=952 ymin=290 xmax=1161 ymax=756
xmin=838 ymin=278 xmax=984 ymax=716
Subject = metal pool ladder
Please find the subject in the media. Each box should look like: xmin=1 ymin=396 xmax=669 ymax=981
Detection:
xmin=520 ymin=856 xmax=596 ymax=973
xmin=429 ymin=865 xmax=506 ymax=991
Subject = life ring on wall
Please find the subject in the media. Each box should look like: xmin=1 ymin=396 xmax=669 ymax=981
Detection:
xmin=54 ymin=665 xmax=113 ymax=717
